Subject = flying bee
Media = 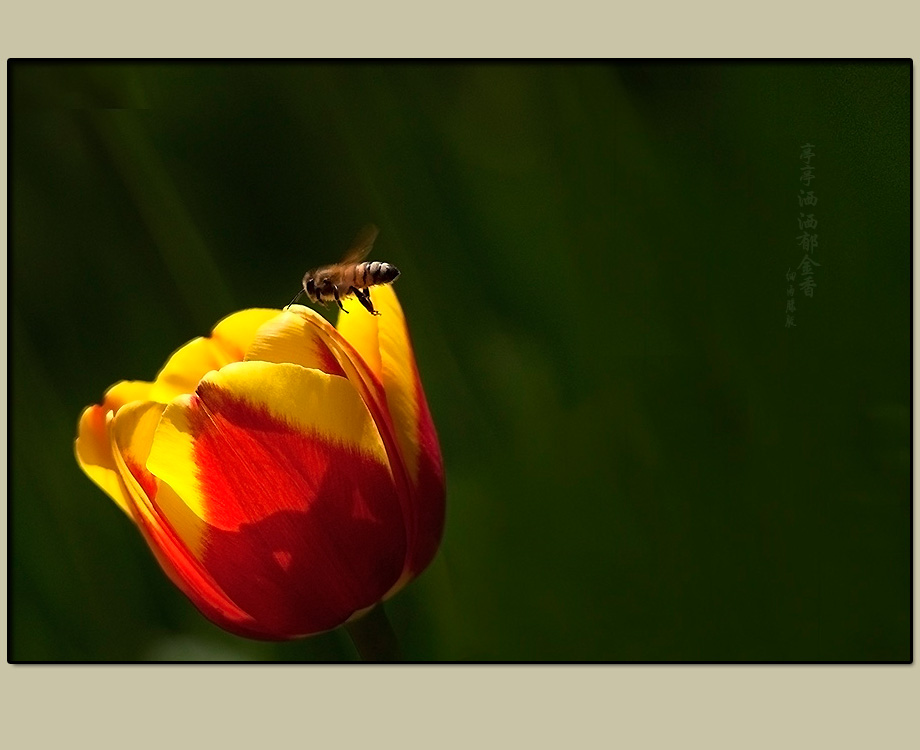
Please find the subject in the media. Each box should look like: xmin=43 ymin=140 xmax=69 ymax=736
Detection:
xmin=287 ymin=224 xmax=399 ymax=315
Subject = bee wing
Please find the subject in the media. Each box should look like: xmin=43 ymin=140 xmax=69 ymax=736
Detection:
xmin=341 ymin=223 xmax=379 ymax=263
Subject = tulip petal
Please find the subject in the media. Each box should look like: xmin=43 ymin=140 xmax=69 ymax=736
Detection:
xmin=110 ymin=401 xmax=207 ymax=555
xmin=109 ymin=401 xmax=266 ymax=639
xmin=150 ymin=308 xmax=282 ymax=403
xmin=146 ymin=361 xmax=407 ymax=636
xmin=337 ymin=285 xmax=445 ymax=578
xmin=244 ymin=306 xmax=346 ymax=377
xmin=245 ymin=306 xmax=415 ymax=557
xmin=337 ymin=286 xmax=422 ymax=477
xmin=74 ymin=380 xmax=154 ymax=517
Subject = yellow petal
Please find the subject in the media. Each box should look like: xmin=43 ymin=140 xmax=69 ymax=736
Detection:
xmin=110 ymin=400 xmax=206 ymax=555
xmin=106 ymin=380 xmax=156 ymax=409
xmin=74 ymin=380 xmax=154 ymax=518
xmin=337 ymin=285 xmax=422 ymax=483
xmin=75 ymin=406 xmax=132 ymax=517
xmin=245 ymin=305 xmax=347 ymax=376
xmin=149 ymin=308 xmax=282 ymax=403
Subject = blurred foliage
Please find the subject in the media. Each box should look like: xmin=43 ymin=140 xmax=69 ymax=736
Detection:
xmin=10 ymin=62 xmax=910 ymax=661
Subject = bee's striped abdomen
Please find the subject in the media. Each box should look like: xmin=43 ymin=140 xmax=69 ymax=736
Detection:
xmin=356 ymin=261 xmax=399 ymax=288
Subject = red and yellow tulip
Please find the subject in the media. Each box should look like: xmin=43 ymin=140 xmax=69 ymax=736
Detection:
xmin=75 ymin=287 xmax=445 ymax=640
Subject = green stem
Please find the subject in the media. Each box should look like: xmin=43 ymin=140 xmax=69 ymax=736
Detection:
xmin=344 ymin=604 xmax=402 ymax=662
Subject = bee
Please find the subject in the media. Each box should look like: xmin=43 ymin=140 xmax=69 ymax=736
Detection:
xmin=287 ymin=224 xmax=399 ymax=316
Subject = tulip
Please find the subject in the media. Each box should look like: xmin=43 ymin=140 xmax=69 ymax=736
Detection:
xmin=75 ymin=286 xmax=445 ymax=641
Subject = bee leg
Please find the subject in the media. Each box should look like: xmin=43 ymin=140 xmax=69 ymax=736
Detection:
xmin=333 ymin=285 xmax=348 ymax=312
xmin=352 ymin=287 xmax=379 ymax=315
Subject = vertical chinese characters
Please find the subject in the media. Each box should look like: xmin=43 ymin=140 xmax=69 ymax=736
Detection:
xmin=787 ymin=143 xmax=820 ymax=328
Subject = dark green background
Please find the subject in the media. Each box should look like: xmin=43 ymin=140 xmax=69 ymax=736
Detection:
xmin=10 ymin=62 xmax=910 ymax=662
